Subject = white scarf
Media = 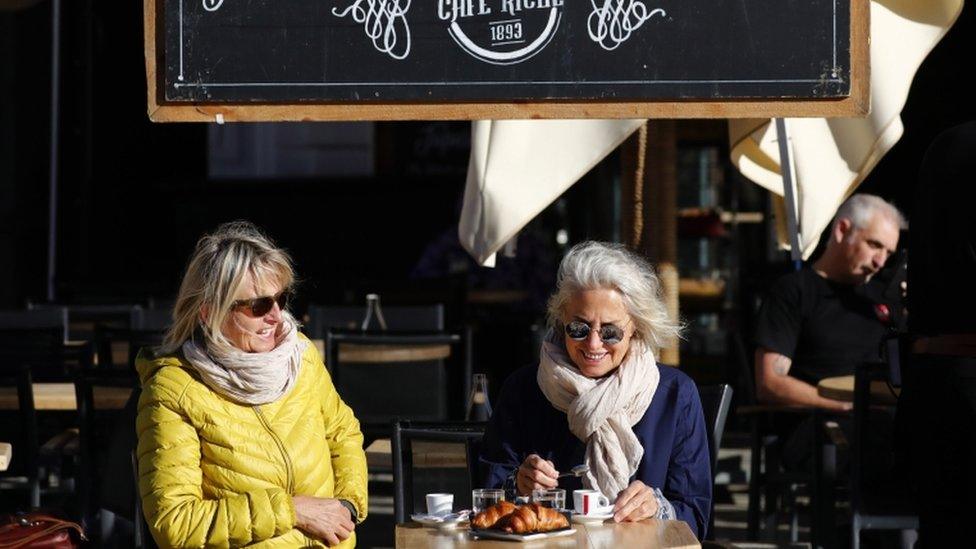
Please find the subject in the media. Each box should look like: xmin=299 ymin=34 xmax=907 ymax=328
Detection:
xmin=181 ymin=318 xmax=307 ymax=406
xmin=536 ymin=330 xmax=660 ymax=499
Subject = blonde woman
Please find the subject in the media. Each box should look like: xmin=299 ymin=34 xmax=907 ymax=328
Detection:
xmin=481 ymin=241 xmax=711 ymax=538
xmin=136 ymin=221 xmax=367 ymax=548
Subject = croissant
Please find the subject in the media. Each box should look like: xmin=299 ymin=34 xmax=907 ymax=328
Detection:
xmin=471 ymin=500 xmax=517 ymax=529
xmin=498 ymin=503 xmax=569 ymax=534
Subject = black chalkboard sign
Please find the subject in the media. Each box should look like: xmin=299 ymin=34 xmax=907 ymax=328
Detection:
xmin=163 ymin=0 xmax=852 ymax=103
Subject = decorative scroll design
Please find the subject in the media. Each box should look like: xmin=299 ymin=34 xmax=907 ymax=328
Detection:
xmin=333 ymin=0 xmax=413 ymax=60
xmin=588 ymin=0 xmax=665 ymax=51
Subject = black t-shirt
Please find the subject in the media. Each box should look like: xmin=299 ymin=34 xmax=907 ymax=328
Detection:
xmin=755 ymin=268 xmax=889 ymax=384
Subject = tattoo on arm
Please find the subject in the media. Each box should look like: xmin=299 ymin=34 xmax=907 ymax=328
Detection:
xmin=772 ymin=354 xmax=790 ymax=376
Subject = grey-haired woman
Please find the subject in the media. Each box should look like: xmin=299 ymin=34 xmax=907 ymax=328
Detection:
xmin=481 ymin=241 xmax=712 ymax=538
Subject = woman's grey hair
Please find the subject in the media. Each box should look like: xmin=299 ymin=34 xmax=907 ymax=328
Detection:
xmin=832 ymin=193 xmax=908 ymax=233
xmin=161 ymin=221 xmax=297 ymax=354
xmin=546 ymin=241 xmax=681 ymax=357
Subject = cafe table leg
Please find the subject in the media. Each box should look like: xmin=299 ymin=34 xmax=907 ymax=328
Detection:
xmin=811 ymin=409 xmax=838 ymax=549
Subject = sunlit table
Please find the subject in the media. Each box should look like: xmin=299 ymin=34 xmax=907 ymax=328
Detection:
xmin=817 ymin=375 xmax=899 ymax=404
xmin=0 ymin=442 xmax=10 ymax=471
xmin=312 ymin=339 xmax=451 ymax=364
xmin=395 ymin=519 xmax=700 ymax=548
xmin=365 ymin=438 xmax=468 ymax=470
xmin=0 ymin=383 xmax=133 ymax=411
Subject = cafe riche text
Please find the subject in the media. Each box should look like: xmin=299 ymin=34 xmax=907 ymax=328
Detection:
xmin=200 ymin=0 xmax=668 ymax=64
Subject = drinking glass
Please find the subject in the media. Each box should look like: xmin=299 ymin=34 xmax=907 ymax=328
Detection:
xmin=531 ymin=488 xmax=566 ymax=510
xmin=472 ymin=488 xmax=505 ymax=513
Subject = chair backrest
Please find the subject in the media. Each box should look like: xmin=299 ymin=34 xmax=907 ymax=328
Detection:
xmin=131 ymin=308 xmax=172 ymax=332
xmin=0 ymin=362 xmax=40 ymax=505
xmin=697 ymin=383 xmax=733 ymax=542
xmin=131 ymin=444 xmax=159 ymax=549
xmin=883 ymin=333 xmax=910 ymax=387
xmin=306 ymin=303 xmax=444 ymax=337
xmin=325 ymin=330 xmax=469 ymax=436
xmin=0 ymin=333 xmax=93 ymax=381
xmin=697 ymin=384 xmax=733 ymax=475
xmin=391 ymin=420 xmax=487 ymax=524
xmin=75 ymin=374 xmax=139 ymax=537
xmin=0 ymin=308 xmax=68 ymax=342
xmin=93 ymin=326 xmax=165 ymax=372
xmin=0 ymin=327 xmax=65 ymax=350
xmin=28 ymin=303 xmax=143 ymax=341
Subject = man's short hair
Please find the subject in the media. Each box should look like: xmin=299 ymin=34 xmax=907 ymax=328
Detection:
xmin=831 ymin=193 xmax=908 ymax=233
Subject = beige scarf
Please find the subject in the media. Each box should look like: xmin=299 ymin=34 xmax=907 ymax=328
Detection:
xmin=536 ymin=330 xmax=660 ymax=499
xmin=182 ymin=317 xmax=307 ymax=406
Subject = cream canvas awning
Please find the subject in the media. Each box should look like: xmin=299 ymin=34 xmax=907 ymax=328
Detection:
xmin=459 ymin=0 xmax=962 ymax=265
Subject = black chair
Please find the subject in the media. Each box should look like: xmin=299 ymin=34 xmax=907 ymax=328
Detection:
xmin=697 ymin=384 xmax=733 ymax=541
xmin=132 ymin=449 xmax=158 ymax=549
xmin=325 ymin=329 xmax=471 ymax=443
xmin=0 ymin=363 xmax=42 ymax=507
xmin=0 ymin=308 xmax=69 ymax=343
xmin=0 ymin=335 xmax=94 ymax=381
xmin=27 ymin=303 xmax=142 ymax=341
xmin=850 ymin=361 xmax=917 ymax=549
xmin=0 ymin=327 xmax=66 ymax=354
xmin=0 ymin=334 xmax=94 ymax=512
xmin=391 ymin=420 xmax=487 ymax=524
xmin=92 ymin=326 xmax=164 ymax=372
xmin=74 ymin=372 xmax=140 ymax=541
xmin=734 ymin=324 xmax=834 ymax=544
xmin=698 ymin=384 xmax=733 ymax=475
xmin=131 ymin=308 xmax=172 ymax=332
xmin=306 ymin=303 xmax=445 ymax=335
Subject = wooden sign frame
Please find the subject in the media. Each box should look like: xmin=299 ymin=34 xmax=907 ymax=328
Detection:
xmin=144 ymin=0 xmax=869 ymax=122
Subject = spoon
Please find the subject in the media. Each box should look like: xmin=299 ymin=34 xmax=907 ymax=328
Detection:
xmin=557 ymin=464 xmax=589 ymax=478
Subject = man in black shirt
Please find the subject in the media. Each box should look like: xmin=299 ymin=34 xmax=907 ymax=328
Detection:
xmin=755 ymin=193 xmax=906 ymax=411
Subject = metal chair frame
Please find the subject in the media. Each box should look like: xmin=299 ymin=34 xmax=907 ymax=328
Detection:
xmin=391 ymin=420 xmax=487 ymax=524
xmin=325 ymin=329 xmax=470 ymax=440
xmin=697 ymin=384 xmax=733 ymax=540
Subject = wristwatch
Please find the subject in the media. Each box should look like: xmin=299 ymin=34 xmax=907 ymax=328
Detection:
xmin=338 ymin=499 xmax=358 ymax=522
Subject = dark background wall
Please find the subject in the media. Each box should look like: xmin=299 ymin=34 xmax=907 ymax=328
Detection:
xmin=1 ymin=1 xmax=974 ymax=308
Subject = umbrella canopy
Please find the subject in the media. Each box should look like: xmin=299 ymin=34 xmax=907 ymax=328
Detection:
xmin=459 ymin=119 xmax=644 ymax=266
xmin=459 ymin=0 xmax=962 ymax=265
xmin=730 ymin=0 xmax=962 ymax=258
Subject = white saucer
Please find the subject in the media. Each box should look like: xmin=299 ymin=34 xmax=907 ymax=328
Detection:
xmin=571 ymin=512 xmax=614 ymax=524
xmin=411 ymin=512 xmax=469 ymax=530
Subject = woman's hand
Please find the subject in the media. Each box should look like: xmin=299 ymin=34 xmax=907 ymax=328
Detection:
xmin=293 ymin=496 xmax=355 ymax=546
xmin=612 ymin=480 xmax=659 ymax=522
xmin=516 ymin=454 xmax=559 ymax=495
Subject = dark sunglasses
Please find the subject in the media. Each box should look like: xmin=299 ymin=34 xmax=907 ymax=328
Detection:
xmin=232 ymin=290 xmax=290 ymax=317
xmin=564 ymin=320 xmax=627 ymax=344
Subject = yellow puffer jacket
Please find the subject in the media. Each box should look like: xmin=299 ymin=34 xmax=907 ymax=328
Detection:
xmin=135 ymin=335 xmax=368 ymax=548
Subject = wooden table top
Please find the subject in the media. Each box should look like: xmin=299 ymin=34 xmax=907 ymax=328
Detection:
xmin=311 ymin=339 xmax=452 ymax=364
xmin=366 ymin=438 xmax=468 ymax=470
xmin=0 ymin=383 xmax=133 ymax=411
xmin=395 ymin=519 xmax=700 ymax=548
xmin=817 ymin=375 xmax=899 ymax=404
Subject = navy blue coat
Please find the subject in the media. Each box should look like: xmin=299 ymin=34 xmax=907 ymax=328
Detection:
xmin=480 ymin=363 xmax=712 ymax=539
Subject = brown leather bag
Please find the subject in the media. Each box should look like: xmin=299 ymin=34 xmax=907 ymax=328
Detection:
xmin=0 ymin=512 xmax=86 ymax=548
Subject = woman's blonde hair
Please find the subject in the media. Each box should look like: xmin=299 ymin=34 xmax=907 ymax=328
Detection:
xmin=161 ymin=221 xmax=296 ymax=354
xmin=546 ymin=241 xmax=681 ymax=357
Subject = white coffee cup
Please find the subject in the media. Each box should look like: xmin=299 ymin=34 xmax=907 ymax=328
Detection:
xmin=426 ymin=493 xmax=454 ymax=517
xmin=573 ymin=489 xmax=612 ymax=516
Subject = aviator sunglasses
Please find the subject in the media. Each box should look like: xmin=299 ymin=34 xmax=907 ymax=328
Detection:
xmin=564 ymin=320 xmax=628 ymax=345
xmin=232 ymin=290 xmax=291 ymax=317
